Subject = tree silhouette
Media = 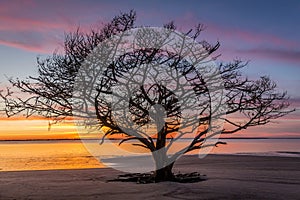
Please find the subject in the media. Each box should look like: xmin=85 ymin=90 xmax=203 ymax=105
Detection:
xmin=0 ymin=11 xmax=293 ymax=182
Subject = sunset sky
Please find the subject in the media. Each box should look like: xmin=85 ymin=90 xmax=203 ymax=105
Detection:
xmin=0 ymin=0 xmax=299 ymax=139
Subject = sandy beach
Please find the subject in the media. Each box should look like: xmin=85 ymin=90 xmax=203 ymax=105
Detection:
xmin=1 ymin=154 xmax=299 ymax=200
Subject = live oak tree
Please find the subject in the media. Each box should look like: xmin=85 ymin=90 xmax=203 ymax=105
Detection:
xmin=0 ymin=11 xmax=293 ymax=182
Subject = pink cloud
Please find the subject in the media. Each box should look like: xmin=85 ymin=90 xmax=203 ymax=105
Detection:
xmin=210 ymin=26 xmax=300 ymax=65
xmin=0 ymin=1 xmax=110 ymax=53
xmin=0 ymin=39 xmax=51 ymax=53
xmin=0 ymin=16 xmax=69 ymax=32
xmin=214 ymin=25 xmax=298 ymax=49
xmin=236 ymin=48 xmax=300 ymax=65
xmin=0 ymin=16 xmax=71 ymax=53
xmin=0 ymin=1 xmax=299 ymax=63
xmin=0 ymin=16 xmax=96 ymax=53
xmin=167 ymin=12 xmax=300 ymax=65
xmin=175 ymin=12 xmax=300 ymax=51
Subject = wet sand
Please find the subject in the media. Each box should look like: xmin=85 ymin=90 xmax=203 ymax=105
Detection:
xmin=1 ymin=155 xmax=299 ymax=200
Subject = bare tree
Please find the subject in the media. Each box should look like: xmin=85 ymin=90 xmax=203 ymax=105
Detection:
xmin=0 ymin=11 xmax=293 ymax=182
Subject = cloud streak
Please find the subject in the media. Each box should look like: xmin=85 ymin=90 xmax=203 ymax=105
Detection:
xmin=0 ymin=1 xmax=299 ymax=66
xmin=0 ymin=38 xmax=51 ymax=53
xmin=0 ymin=1 xmax=108 ymax=53
xmin=167 ymin=12 xmax=300 ymax=65
xmin=236 ymin=48 xmax=300 ymax=65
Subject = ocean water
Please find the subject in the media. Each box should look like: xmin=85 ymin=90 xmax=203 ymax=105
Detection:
xmin=0 ymin=139 xmax=299 ymax=171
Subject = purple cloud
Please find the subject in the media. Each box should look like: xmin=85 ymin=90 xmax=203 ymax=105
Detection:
xmin=236 ymin=48 xmax=300 ymax=65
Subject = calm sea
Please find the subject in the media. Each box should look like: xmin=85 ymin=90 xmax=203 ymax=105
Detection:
xmin=0 ymin=138 xmax=299 ymax=171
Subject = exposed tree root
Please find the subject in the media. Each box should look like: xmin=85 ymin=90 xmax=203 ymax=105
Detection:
xmin=108 ymin=172 xmax=207 ymax=184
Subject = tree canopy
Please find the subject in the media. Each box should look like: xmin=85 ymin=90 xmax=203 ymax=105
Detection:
xmin=0 ymin=10 xmax=293 ymax=182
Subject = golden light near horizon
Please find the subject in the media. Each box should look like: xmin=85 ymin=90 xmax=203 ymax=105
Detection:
xmin=1 ymin=115 xmax=299 ymax=141
xmin=0 ymin=118 xmax=79 ymax=140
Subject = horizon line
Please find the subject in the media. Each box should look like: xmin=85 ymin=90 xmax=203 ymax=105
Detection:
xmin=1 ymin=137 xmax=300 ymax=142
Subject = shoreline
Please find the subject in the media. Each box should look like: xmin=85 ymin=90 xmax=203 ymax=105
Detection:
xmin=1 ymin=152 xmax=300 ymax=172
xmin=1 ymin=152 xmax=300 ymax=173
xmin=1 ymin=154 xmax=300 ymax=199
xmin=1 ymin=137 xmax=300 ymax=142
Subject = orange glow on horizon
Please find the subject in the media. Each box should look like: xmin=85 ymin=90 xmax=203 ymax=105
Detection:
xmin=0 ymin=115 xmax=74 ymax=121
xmin=0 ymin=116 xmax=299 ymax=141
xmin=0 ymin=118 xmax=79 ymax=140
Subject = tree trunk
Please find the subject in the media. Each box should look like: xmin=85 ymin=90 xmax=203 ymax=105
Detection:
xmin=153 ymin=127 xmax=175 ymax=182
xmin=154 ymin=162 xmax=175 ymax=182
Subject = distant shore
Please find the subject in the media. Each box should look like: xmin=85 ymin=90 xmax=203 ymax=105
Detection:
xmin=1 ymin=154 xmax=299 ymax=200
xmin=1 ymin=137 xmax=300 ymax=142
